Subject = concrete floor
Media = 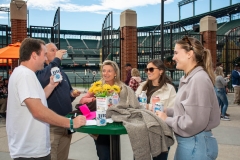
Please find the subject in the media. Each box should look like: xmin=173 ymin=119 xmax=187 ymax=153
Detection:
xmin=0 ymin=89 xmax=240 ymax=160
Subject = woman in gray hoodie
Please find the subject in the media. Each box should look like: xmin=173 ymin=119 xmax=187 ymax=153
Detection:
xmin=157 ymin=36 xmax=220 ymax=160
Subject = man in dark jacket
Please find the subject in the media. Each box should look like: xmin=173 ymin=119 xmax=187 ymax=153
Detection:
xmin=231 ymin=63 xmax=240 ymax=105
xmin=124 ymin=63 xmax=132 ymax=85
xmin=36 ymin=43 xmax=81 ymax=160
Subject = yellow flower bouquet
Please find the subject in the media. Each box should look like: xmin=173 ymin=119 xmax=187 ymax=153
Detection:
xmin=89 ymin=80 xmax=121 ymax=97
xmin=89 ymin=80 xmax=121 ymax=110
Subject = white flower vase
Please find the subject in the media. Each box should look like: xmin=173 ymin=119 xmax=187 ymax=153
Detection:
xmin=96 ymin=96 xmax=113 ymax=110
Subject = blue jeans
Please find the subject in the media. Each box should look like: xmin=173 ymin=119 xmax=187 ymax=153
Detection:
xmin=214 ymin=87 xmax=223 ymax=109
xmin=94 ymin=135 xmax=110 ymax=160
xmin=216 ymin=88 xmax=228 ymax=116
xmin=174 ymin=131 xmax=218 ymax=160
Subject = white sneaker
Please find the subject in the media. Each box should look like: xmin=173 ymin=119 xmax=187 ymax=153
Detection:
xmin=221 ymin=116 xmax=230 ymax=121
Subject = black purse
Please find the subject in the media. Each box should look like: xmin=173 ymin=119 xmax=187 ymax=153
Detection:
xmin=75 ymin=100 xmax=97 ymax=112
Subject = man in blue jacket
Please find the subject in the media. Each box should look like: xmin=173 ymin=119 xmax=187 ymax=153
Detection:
xmin=231 ymin=63 xmax=240 ymax=105
xmin=36 ymin=43 xmax=81 ymax=160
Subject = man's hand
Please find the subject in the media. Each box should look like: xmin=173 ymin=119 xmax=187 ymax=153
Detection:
xmin=71 ymin=89 xmax=81 ymax=97
xmin=55 ymin=49 xmax=67 ymax=60
xmin=49 ymin=75 xmax=59 ymax=88
xmin=73 ymin=115 xmax=86 ymax=128
xmin=44 ymin=76 xmax=59 ymax=98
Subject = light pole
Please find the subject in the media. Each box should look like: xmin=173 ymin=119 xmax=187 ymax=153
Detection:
xmin=161 ymin=0 xmax=167 ymax=61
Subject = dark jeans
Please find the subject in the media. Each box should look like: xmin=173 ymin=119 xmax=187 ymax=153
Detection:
xmin=14 ymin=154 xmax=51 ymax=160
xmin=94 ymin=135 xmax=110 ymax=160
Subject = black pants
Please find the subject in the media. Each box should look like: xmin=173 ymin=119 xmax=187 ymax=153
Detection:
xmin=152 ymin=151 xmax=169 ymax=160
xmin=14 ymin=154 xmax=51 ymax=160
xmin=134 ymin=147 xmax=169 ymax=160
xmin=94 ymin=135 xmax=110 ymax=160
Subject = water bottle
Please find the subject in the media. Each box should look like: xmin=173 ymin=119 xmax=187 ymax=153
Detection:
xmin=138 ymin=91 xmax=147 ymax=109
xmin=112 ymin=93 xmax=120 ymax=105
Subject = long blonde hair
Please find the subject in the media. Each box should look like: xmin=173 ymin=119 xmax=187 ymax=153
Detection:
xmin=131 ymin=68 xmax=140 ymax=77
xmin=101 ymin=60 xmax=124 ymax=87
xmin=215 ymin=66 xmax=224 ymax=77
xmin=176 ymin=37 xmax=215 ymax=84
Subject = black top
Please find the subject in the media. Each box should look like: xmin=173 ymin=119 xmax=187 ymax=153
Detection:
xmin=36 ymin=58 xmax=75 ymax=116
xmin=146 ymin=85 xmax=158 ymax=104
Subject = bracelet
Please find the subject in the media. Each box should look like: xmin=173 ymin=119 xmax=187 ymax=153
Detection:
xmin=70 ymin=118 xmax=73 ymax=130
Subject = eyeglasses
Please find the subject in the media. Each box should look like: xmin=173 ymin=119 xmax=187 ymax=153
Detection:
xmin=144 ymin=67 xmax=158 ymax=73
xmin=182 ymin=36 xmax=193 ymax=50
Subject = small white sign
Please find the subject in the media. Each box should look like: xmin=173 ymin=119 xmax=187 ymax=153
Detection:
xmin=96 ymin=97 xmax=113 ymax=110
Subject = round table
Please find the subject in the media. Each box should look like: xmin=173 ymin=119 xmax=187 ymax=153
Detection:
xmin=67 ymin=114 xmax=127 ymax=160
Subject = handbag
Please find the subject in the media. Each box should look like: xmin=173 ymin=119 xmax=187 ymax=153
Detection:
xmin=75 ymin=100 xmax=96 ymax=112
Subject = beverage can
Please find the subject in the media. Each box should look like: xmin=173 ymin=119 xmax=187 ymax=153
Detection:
xmin=152 ymin=96 xmax=160 ymax=108
xmin=62 ymin=52 xmax=68 ymax=58
xmin=51 ymin=67 xmax=62 ymax=82
xmin=154 ymin=102 xmax=164 ymax=112
xmin=96 ymin=110 xmax=107 ymax=126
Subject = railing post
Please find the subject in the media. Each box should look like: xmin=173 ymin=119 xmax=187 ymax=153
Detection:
xmin=226 ymin=36 xmax=229 ymax=75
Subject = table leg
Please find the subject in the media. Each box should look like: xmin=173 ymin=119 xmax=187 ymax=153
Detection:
xmin=110 ymin=135 xmax=121 ymax=160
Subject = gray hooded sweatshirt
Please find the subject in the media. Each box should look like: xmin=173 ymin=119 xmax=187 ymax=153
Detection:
xmin=165 ymin=66 xmax=220 ymax=137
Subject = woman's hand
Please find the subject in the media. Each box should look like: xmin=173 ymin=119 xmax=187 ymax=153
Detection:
xmin=163 ymin=107 xmax=168 ymax=113
xmin=156 ymin=111 xmax=167 ymax=120
xmin=147 ymin=104 xmax=153 ymax=112
xmin=71 ymin=89 xmax=81 ymax=97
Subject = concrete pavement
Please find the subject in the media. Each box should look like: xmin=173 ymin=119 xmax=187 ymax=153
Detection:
xmin=0 ymin=90 xmax=239 ymax=160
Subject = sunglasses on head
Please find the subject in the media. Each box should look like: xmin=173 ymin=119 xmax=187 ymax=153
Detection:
xmin=144 ymin=67 xmax=158 ymax=73
xmin=182 ymin=36 xmax=193 ymax=50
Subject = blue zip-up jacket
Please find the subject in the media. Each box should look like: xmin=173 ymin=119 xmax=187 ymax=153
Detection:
xmin=231 ymin=70 xmax=240 ymax=86
xmin=36 ymin=58 xmax=75 ymax=116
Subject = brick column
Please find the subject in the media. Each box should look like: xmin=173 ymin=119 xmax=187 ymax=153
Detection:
xmin=120 ymin=9 xmax=137 ymax=82
xmin=200 ymin=16 xmax=217 ymax=67
xmin=10 ymin=0 xmax=27 ymax=70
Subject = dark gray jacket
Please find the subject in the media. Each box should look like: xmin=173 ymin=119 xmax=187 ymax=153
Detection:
xmin=36 ymin=58 xmax=75 ymax=116
xmin=107 ymin=85 xmax=174 ymax=160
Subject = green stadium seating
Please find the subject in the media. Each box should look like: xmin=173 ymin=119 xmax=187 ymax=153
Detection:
xmin=217 ymin=19 xmax=240 ymax=35
xmin=60 ymin=39 xmax=68 ymax=49
xmin=67 ymin=39 xmax=86 ymax=49
xmin=83 ymin=39 xmax=98 ymax=49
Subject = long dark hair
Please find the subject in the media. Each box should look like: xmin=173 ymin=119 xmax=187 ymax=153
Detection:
xmin=143 ymin=59 xmax=173 ymax=98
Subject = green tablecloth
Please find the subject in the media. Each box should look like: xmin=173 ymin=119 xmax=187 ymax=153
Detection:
xmin=66 ymin=114 xmax=127 ymax=135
